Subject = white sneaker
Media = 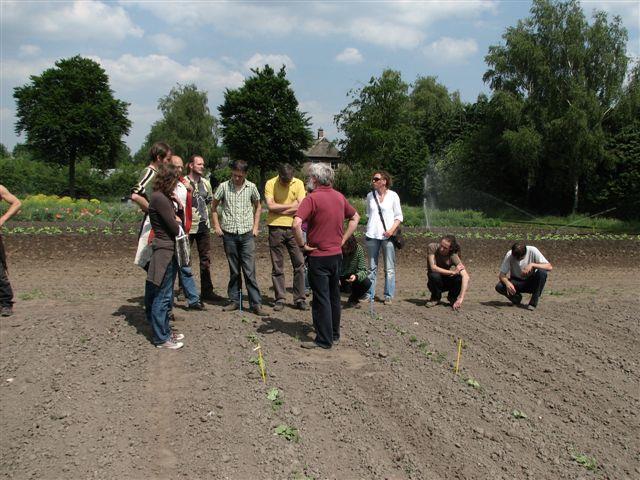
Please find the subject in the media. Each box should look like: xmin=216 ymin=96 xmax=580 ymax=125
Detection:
xmin=156 ymin=340 xmax=183 ymax=349
xmin=172 ymin=332 xmax=185 ymax=341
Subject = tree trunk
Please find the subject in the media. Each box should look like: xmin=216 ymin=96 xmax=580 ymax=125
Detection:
xmin=572 ymin=178 xmax=579 ymax=214
xmin=69 ymin=156 xmax=77 ymax=198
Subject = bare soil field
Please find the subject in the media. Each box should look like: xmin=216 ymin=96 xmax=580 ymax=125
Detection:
xmin=1 ymin=232 xmax=639 ymax=479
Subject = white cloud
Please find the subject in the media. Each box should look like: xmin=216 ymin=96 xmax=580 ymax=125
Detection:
xmin=424 ymin=37 xmax=479 ymax=64
xmin=149 ymin=34 xmax=185 ymax=54
xmin=130 ymin=1 xmax=499 ymax=51
xmin=582 ymin=1 xmax=640 ymax=21
xmin=244 ymin=54 xmax=295 ymax=71
xmin=0 ymin=58 xmax=57 ymax=84
xmin=335 ymin=47 xmax=364 ymax=64
xmin=18 ymin=45 xmax=41 ymax=57
xmin=349 ymin=17 xmax=424 ymax=49
xmin=129 ymin=1 xmax=295 ymax=36
xmin=89 ymin=54 xmax=245 ymax=93
xmin=0 ymin=107 xmax=12 ymax=121
xmin=1 ymin=0 xmax=143 ymax=42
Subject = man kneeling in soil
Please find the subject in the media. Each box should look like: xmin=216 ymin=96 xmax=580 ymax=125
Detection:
xmin=495 ymin=242 xmax=553 ymax=311
xmin=425 ymin=235 xmax=469 ymax=310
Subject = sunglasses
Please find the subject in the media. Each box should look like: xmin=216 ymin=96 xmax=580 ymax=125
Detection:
xmin=372 ymin=177 xmax=382 ymax=182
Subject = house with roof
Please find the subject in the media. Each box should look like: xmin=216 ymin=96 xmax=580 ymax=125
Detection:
xmin=303 ymin=128 xmax=340 ymax=169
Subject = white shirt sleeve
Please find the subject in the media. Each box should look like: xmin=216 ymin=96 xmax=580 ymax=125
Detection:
xmin=529 ymin=246 xmax=549 ymax=264
xmin=392 ymin=191 xmax=403 ymax=222
xmin=499 ymin=251 xmax=512 ymax=275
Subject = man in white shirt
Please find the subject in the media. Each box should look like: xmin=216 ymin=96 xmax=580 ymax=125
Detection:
xmin=495 ymin=242 xmax=553 ymax=311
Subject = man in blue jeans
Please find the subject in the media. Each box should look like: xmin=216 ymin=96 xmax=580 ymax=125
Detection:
xmin=495 ymin=242 xmax=553 ymax=311
xmin=211 ymin=159 xmax=268 ymax=316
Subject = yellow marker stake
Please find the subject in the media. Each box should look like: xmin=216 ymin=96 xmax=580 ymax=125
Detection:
xmin=454 ymin=339 xmax=462 ymax=375
xmin=253 ymin=344 xmax=267 ymax=384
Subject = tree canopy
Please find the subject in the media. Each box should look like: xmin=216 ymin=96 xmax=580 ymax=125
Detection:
xmin=135 ymin=84 xmax=220 ymax=166
xmin=483 ymin=0 xmax=628 ymax=212
xmin=13 ymin=55 xmax=130 ymax=197
xmin=218 ymin=65 xmax=312 ymax=188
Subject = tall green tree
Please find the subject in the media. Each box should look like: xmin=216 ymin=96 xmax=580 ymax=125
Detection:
xmin=135 ymin=83 xmax=220 ymax=166
xmin=484 ymin=0 xmax=628 ymax=213
xmin=13 ymin=55 xmax=131 ymax=197
xmin=410 ymin=76 xmax=466 ymax=154
xmin=218 ymin=65 xmax=312 ymax=188
xmin=335 ymin=69 xmax=428 ymax=203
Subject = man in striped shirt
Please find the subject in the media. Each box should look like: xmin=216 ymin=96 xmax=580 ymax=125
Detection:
xmin=211 ymin=159 xmax=268 ymax=316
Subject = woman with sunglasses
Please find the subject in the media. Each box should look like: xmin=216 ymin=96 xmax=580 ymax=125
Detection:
xmin=364 ymin=171 xmax=403 ymax=305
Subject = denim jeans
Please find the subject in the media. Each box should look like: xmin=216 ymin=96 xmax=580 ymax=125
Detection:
xmin=145 ymin=257 xmax=178 ymax=344
xmin=308 ymin=254 xmax=342 ymax=348
xmin=222 ymin=231 xmax=262 ymax=308
xmin=178 ymin=265 xmax=200 ymax=306
xmin=365 ymin=236 xmax=396 ymax=300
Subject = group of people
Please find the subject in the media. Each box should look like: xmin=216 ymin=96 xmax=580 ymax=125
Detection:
xmin=129 ymin=141 xmax=553 ymax=351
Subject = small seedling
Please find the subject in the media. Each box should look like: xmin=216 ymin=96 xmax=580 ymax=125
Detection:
xmin=435 ymin=352 xmax=447 ymax=364
xmin=511 ymin=409 xmax=528 ymax=419
xmin=274 ymin=424 xmax=299 ymax=442
xmin=409 ymin=335 xmax=418 ymax=343
xmin=18 ymin=289 xmax=45 ymax=301
xmin=241 ymin=316 xmax=250 ymax=324
xmin=249 ymin=356 xmax=260 ymax=365
xmin=246 ymin=333 xmax=259 ymax=344
xmin=266 ymin=387 xmax=283 ymax=410
xmin=571 ymin=452 xmax=598 ymax=471
xmin=466 ymin=378 xmax=480 ymax=389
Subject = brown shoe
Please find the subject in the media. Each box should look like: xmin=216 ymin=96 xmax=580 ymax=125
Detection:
xmin=222 ymin=303 xmax=239 ymax=312
xmin=273 ymin=301 xmax=285 ymax=312
xmin=252 ymin=306 xmax=269 ymax=317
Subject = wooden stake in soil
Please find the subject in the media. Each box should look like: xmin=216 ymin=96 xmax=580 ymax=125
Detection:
xmin=454 ymin=338 xmax=462 ymax=375
xmin=253 ymin=344 xmax=267 ymax=384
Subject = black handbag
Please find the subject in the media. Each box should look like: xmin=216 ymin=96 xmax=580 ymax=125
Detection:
xmin=372 ymin=190 xmax=404 ymax=250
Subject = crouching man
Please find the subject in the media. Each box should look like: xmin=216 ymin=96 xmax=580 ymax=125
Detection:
xmin=425 ymin=235 xmax=469 ymax=310
xmin=496 ymin=242 xmax=553 ymax=311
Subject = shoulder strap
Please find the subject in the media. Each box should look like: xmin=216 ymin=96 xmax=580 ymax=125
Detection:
xmin=372 ymin=191 xmax=388 ymax=231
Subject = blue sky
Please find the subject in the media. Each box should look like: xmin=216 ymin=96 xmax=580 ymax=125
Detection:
xmin=1 ymin=1 xmax=638 ymax=155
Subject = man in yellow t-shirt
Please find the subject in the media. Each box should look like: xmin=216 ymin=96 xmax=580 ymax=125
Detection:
xmin=264 ymin=164 xmax=307 ymax=311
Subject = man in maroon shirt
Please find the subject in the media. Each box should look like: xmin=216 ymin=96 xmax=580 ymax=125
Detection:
xmin=293 ymin=163 xmax=360 ymax=349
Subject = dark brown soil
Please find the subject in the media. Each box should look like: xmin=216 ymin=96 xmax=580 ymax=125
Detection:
xmin=1 ymin=234 xmax=639 ymax=479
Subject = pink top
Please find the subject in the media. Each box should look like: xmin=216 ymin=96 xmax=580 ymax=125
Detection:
xmin=296 ymin=186 xmax=357 ymax=257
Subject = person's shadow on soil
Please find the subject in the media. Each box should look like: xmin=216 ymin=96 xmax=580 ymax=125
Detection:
xmin=479 ymin=300 xmax=514 ymax=309
xmin=113 ymin=305 xmax=153 ymax=343
xmin=126 ymin=295 xmax=144 ymax=305
xmin=256 ymin=316 xmax=314 ymax=342
xmin=405 ymin=298 xmax=428 ymax=307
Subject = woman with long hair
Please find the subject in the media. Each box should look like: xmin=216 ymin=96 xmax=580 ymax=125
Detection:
xmin=364 ymin=170 xmax=403 ymax=305
xmin=144 ymin=164 xmax=185 ymax=349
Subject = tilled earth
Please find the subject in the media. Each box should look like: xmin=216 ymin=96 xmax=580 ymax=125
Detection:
xmin=1 ymin=232 xmax=639 ymax=479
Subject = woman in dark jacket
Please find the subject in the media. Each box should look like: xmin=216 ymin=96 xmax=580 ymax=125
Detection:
xmin=144 ymin=165 xmax=185 ymax=349
xmin=340 ymin=236 xmax=371 ymax=309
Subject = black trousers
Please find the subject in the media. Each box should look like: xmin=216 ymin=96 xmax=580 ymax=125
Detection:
xmin=0 ymin=235 xmax=14 ymax=308
xmin=189 ymin=229 xmax=213 ymax=295
xmin=495 ymin=270 xmax=548 ymax=307
xmin=427 ymin=271 xmax=462 ymax=303
xmin=340 ymin=276 xmax=372 ymax=303
xmin=308 ymin=254 xmax=342 ymax=348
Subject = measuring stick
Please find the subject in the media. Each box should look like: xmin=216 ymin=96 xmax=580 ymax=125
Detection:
xmin=253 ymin=344 xmax=266 ymax=384
xmin=454 ymin=338 xmax=462 ymax=375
